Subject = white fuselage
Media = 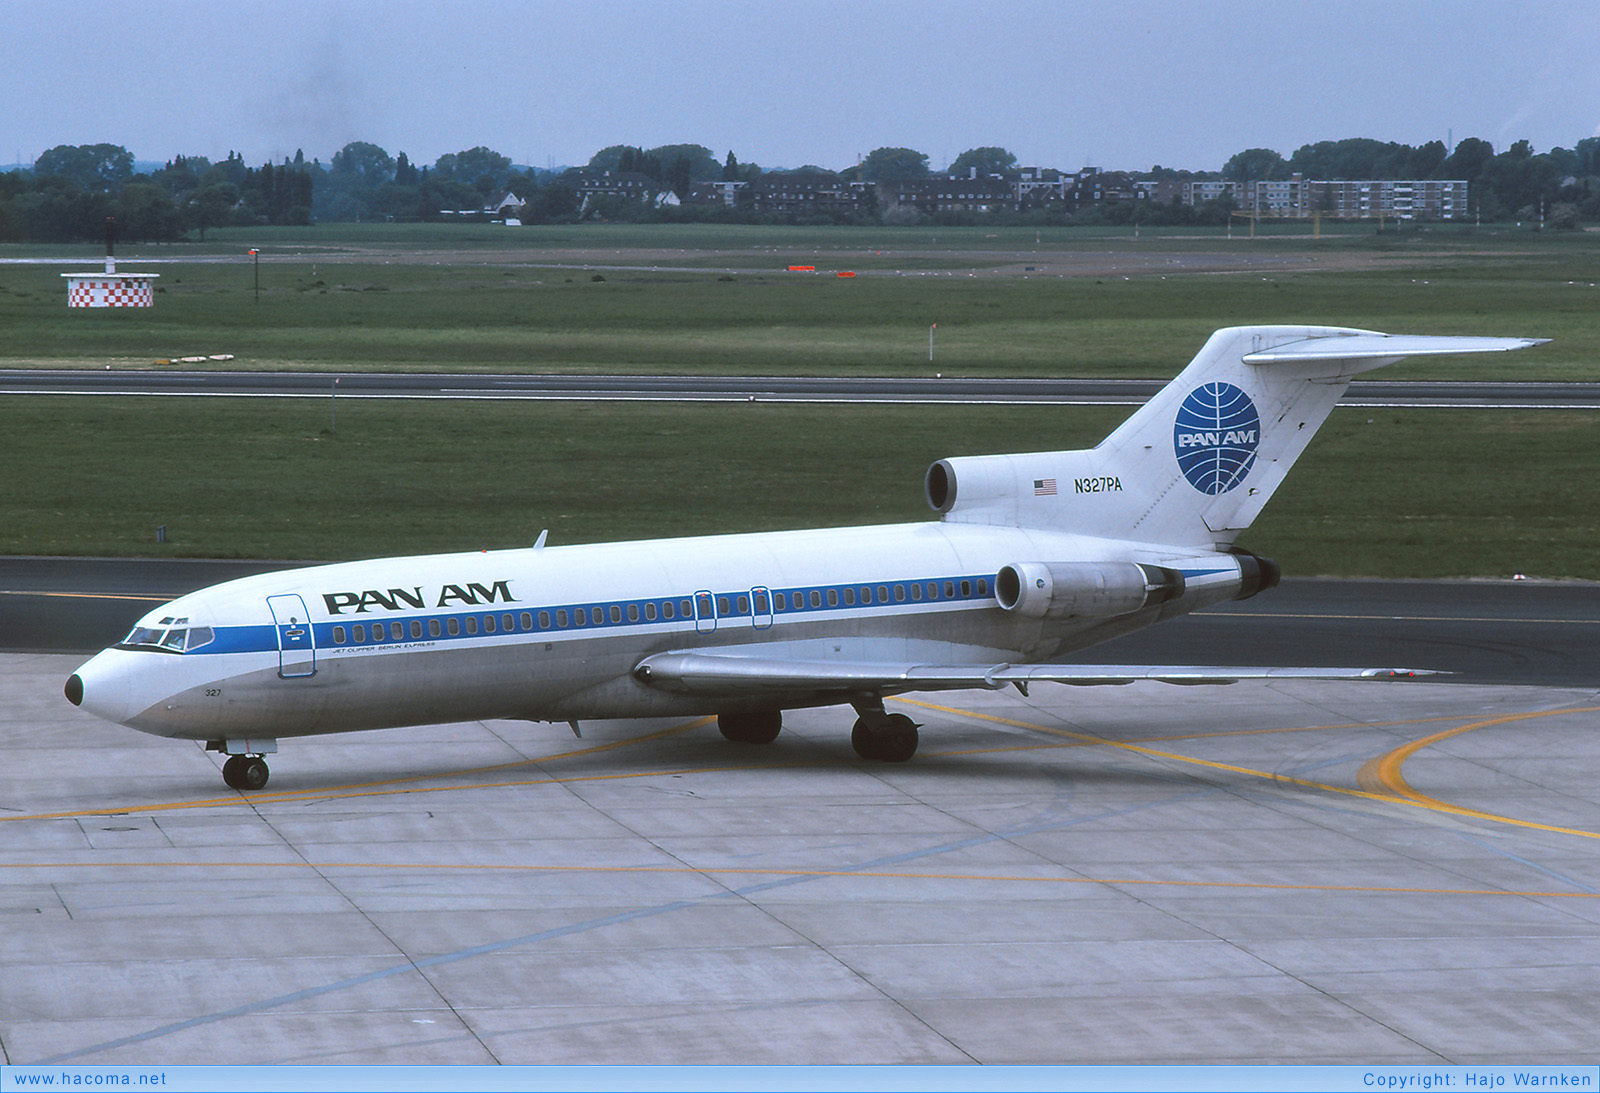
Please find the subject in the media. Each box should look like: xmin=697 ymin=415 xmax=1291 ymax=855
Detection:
xmin=70 ymin=520 xmax=1248 ymax=742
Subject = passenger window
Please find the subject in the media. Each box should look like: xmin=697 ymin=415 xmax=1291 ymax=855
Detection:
xmin=826 ymin=589 xmax=838 ymax=607
xmin=353 ymin=624 xmax=366 ymax=643
xmin=466 ymin=617 xmax=478 ymax=635
xmin=574 ymin=609 xmax=587 ymax=627
xmin=717 ymin=596 xmax=730 ymax=614
xmin=537 ymin=612 xmax=549 ymax=629
xmin=428 ymin=619 xmax=442 ymax=638
xmin=977 ymin=578 xmax=989 ymax=595
xmin=878 ymin=585 xmax=889 ymax=602
xmin=911 ymin=584 xmax=923 ymax=601
xmin=644 ymin=602 xmax=657 ymax=621
xmin=522 ymin=613 xmax=533 ymax=630
xmin=680 ymin=599 xmax=693 ymax=617
xmin=590 ymin=608 xmax=602 ymax=625
xmin=662 ymin=601 xmax=674 ymax=620
xmin=390 ymin=621 xmax=403 ymax=640
xmin=627 ymin=604 xmax=639 ymax=622
xmin=447 ymin=618 xmax=460 ymax=636
xmin=332 ymin=626 xmax=346 ymax=645
xmin=485 ymin=615 xmax=497 ymax=633
xmin=737 ymin=595 xmax=749 ymax=614
xmin=411 ymin=620 xmax=423 ymax=638
xmin=809 ymin=590 xmax=821 ymax=608
xmin=505 ymin=614 xmax=516 ymax=631
xmin=895 ymin=585 xmax=906 ymax=602
xmin=961 ymin=580 xmax=971 ymax=597
xmin=610 ymin=605 xmax=622 ymax=623
xmin=792 ymin=592 xmax=804 ymax=609
xmin=556 ymin=609 xmax=568 ymax=627
xmin=945 ymin=582 xmax=956 ymax=598
xmin=842 ymin=588 xmax=855 ymax=606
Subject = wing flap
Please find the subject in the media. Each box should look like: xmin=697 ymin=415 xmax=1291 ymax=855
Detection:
xmin=633 ymin=651 xmax=1434 ymax=697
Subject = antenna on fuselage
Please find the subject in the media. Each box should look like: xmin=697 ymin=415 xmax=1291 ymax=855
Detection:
xmin=534 ymin=529 xmax=549 ymax=549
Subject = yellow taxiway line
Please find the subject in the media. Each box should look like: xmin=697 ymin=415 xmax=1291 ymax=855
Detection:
xmin=901 ymin=696 xmax=1600 ymax=841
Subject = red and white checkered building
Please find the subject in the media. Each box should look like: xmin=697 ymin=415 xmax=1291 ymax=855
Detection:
xmin=62 ymin=265 xmax=159 ymax=308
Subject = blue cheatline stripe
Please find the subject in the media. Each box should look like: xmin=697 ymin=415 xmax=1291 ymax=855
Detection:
xmin=182 ymin=572 xmax=1001 ymax=657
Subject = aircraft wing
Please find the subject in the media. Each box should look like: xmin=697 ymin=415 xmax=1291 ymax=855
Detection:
xmin=633 ymin=650 xmax=1433 ymax=697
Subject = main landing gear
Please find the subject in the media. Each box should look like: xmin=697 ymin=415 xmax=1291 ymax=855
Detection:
xmin=716 ymin=704 xmax=919 ymax=762
xmin=717 ymin=710 xmax=782 ymax=744
xmin=851 ymin=710 xmax=919 ymax=763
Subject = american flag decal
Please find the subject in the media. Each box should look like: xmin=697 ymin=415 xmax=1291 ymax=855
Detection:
xmin=1033 ymin=478 xmax=1057 ymax=496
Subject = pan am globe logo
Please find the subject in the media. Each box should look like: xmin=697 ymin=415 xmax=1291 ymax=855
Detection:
xmin=1174 ymin=382 xmax=1261 ymax=495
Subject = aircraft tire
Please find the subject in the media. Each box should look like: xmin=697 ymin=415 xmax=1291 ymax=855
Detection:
xmin=221 ymin=755 xmax=247 ymax=789
xmin=851 ymin=713 xmax=918 ymax=762
xmin=851 ymin=717 xmax=880 ymax=760
xmin=718 ymin=710 xmax=782 ymax=744
xmin=238 ymin=757 xmax=270 ymax=791
xmin=876 ymin=714 xmax=919 ymax=763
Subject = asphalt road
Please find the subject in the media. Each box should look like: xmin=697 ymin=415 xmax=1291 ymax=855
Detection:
xmin=4 ymin=369 xmax=1600 ymax=407
xmin=8 ymin=556 xmax=1597 ymax=687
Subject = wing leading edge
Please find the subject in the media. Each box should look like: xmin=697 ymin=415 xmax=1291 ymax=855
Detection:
xmin=633 ymin=650 xmax=1433 ymax=698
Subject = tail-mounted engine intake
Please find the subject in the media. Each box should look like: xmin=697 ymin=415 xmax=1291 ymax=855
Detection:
xmin=996 ymin=561 xmax=1185 ymax=620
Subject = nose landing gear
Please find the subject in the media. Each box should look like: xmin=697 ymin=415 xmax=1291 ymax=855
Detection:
xmin=207 ymin=739 xmax=277 ymax=791
xmin=221 ymin=755 xmax=270 ymax=791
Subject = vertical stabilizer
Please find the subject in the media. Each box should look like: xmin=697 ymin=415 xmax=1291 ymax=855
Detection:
xmin=927 ymin=325 xmax=1545 ymax=548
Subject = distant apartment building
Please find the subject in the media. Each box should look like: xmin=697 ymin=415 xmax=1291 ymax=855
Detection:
xmin=1184 ymin=180 xmax=1242 ymax=205
xmin=751 ymin=173 xmax=866 ymax=217
xmin=1183 ymin=176 xmax=1469 ymax=220
xmin=878 ymin=177 xmax=1017 ymax=215
xmin=569 ymin=170 xmax=676 ymax=211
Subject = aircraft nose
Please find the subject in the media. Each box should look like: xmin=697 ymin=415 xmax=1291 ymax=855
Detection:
xmin=66 ymin=650 xmax=141 ymax=726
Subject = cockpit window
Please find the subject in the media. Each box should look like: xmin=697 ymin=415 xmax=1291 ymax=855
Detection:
xmin=120 ymin=620 xmax=214 ymax=653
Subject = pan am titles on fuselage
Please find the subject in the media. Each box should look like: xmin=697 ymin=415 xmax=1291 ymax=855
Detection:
xmin=66 ymin=326 xmax=1546 ymax=789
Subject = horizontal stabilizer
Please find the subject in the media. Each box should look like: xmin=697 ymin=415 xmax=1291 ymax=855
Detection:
xmin=1242 ymin=334 xmax=1547 ymax=365
xmin=634 ymin=651 xmax=1437 ymax=697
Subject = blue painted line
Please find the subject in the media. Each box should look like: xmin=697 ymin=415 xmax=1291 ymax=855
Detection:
xmin=1456 ymin=832 xmax=1600 ymax=895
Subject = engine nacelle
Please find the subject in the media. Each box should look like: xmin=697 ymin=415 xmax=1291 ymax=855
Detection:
xmin=1231 ymin=550 xmax=1281 ymax=601
xmin=996 ymin=561 xmax=1185 ymax=620
xmin=926 ymin=456 xmax=1010 ymax=516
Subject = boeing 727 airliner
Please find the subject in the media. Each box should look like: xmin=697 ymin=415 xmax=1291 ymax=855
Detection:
xmin=66 ymin=326 xmax=1544 ymax=789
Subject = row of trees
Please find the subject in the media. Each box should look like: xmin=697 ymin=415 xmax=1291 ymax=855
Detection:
xmin=6 ymin=135 xmax=1600 ymax=242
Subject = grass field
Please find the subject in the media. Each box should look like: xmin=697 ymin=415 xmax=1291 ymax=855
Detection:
xmin=3 ymin=396 xmax=1597 ymax=579
xmin=3 ymin=223 xmax=1597 ymax=574
xmin=2 ymin=223 xmax=1597 ymax=379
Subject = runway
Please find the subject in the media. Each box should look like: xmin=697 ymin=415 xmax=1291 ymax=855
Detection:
xmin=4 ymin=567 xmax=1600 ymax=1063
xmin=4 ymin=369 xmax=1600 ymax=408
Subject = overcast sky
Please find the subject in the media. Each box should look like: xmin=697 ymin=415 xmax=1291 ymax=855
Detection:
xmin=3 ymin=0 xmax=1597 ymax=173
